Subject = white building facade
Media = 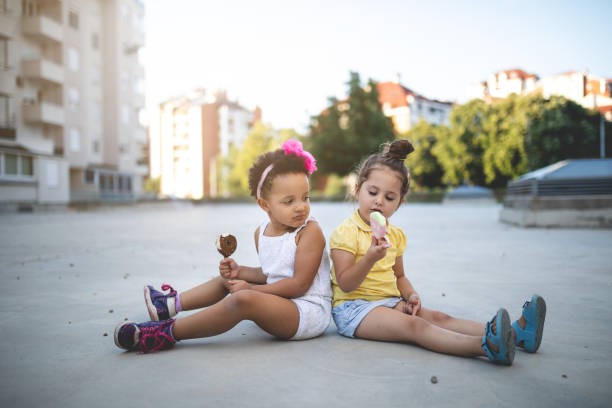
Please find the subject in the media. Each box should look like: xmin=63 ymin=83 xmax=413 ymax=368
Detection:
xmin=0 ymin=0 xmax=147 ymax=210
xmin=149 ymin=89 xmax=259 ymax=200
xmin=377 ymin=79 xmax=453 ymax=134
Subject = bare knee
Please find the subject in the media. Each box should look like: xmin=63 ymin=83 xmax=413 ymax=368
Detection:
xmin=403 ymin=315 xmax=429 ymax=332
xmin=227 ymin=290 xmax=258 ymax=312
xmin=431 ymin=310 xmax=451 ymax=324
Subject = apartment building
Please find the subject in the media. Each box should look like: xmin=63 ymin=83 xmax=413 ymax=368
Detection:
xmin=149 ymin=89 xmax=260 ymax=199
xmin=470 ymin=69 xmax=612 ymax=120
xmin=0 ymin=0 xmax=147 ymax=210
xmin=469 ymin=69 xmax=539 ymax=101
xmin=540 ymin=71 xmax=612 ymax=119
xmin=377 ymin=76 xmax=453 ymax=134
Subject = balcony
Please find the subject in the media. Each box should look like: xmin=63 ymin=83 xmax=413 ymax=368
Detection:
xmin=0 ymin=68 xmax=16 ymax=94
xmin=23 ymin=102 xmax=64 ymax=127
xmin=22 ymin=15 xmax=63 ymax=44
xmin=22 ymin=59 xmax=63 ymax=85
xmin=0 ymin=11 xmax=17 ymax=38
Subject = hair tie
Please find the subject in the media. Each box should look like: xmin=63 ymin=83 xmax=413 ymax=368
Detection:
xmin=281 ymin=139 xmax=317 ymax=174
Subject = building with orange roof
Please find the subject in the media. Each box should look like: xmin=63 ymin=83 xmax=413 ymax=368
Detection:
xmin=376 ymin=75 xmax=453 ymax=133
xmin=469 ymin=68 xmax=539 ymax=101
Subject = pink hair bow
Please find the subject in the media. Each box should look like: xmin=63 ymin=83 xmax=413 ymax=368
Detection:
xmin=282 ymin=139 xmax=317 ymax=174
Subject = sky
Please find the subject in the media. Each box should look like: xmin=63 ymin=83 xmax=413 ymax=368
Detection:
xmin=142 ymin=0 xmax=612 ymax=132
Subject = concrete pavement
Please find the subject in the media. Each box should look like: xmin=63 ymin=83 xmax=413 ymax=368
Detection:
xmin=1 ymin=201 xmax=611 ymax=407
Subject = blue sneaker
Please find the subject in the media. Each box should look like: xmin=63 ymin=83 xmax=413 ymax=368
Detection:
xmin=114 ymin=320 xmax=176 ymax=353
xmin=144 ymin=284 xmax=178 ymax=321
xmin=512 ymin=294 xmax=546 ymax=353
xmin=482 ymin=308 xmax=515 ymax=366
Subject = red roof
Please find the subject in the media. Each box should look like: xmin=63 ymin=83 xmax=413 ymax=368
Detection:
xmin=499 ymin=69 xmax=537 ymax=80
xmin=377 ymin=81 xmax=452 ymax=108
xmin=377 ymin=82 xmax=414 ymax=108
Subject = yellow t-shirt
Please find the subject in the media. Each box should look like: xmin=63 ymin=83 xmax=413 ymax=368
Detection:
xmin=330 ymin=210 xmax=407 ymax=308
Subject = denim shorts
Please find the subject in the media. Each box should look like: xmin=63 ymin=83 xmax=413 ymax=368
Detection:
xmin=332 ymin=297 xmax=402 ymax=338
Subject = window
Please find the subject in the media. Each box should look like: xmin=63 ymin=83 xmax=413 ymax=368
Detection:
xmin=134 ymin=77 xmax=145 ymax=94
xmin=0 ymin=152 xmax=35 ymax=179
xmin=4 ymin=153 xmax=17 ymax=174
xmin=22 ymin=156 xmax=33 ymax=176
xmin=69 ymin=127 xmax=80 ymax=151
xmin=68 ymin=87 xmax=79 ymax=111
xmin=46 ymin=161 xmax=59 ymax=187
xmin=91 ymin=33 xmax=99 ymax=49
xmin=68 ymin=10 xmax=79 ymax=30
xmin=91 ymin=65 xmax=100 ymax=84
xmin=68 ymin=47 xmax=79 ymax=71
xmin=0 ymin=38 xmax=8 ymax=69
xmin=121 ymin=105 xmax=129 ymax=124
xmin=0 ymin=94 xmax=11 ymax=128
xmin=91 ymin=102 xmax=101 ymax=121
xmin=120 ymin=71 xmax=129 ymax=90
xmin=92 ymin=139 xmax=100 ymax=153
xmin=85 ymin=169 xmax=95 ymax=184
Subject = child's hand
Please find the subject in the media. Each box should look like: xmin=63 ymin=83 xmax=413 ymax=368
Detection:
xmin=365 ymin=235 xmax=389 ymax=263
xmin=219 ymin=258 xmax=239 ymax=279
xmin=407 ymin=293 xmax=421 ymax=316
xmin=227 ymin=279 xmax=251 ymax=293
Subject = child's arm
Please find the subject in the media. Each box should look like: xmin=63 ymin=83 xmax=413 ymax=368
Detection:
xmin=393 ymin=256 xmax=421 ymax=315
xmin=231 ymin=221 xmax=325 ymax=298
xmin=219 ymin=259 xmax=267 ymax=283
xmin=331 ymin=236 xmax=388 ymax=292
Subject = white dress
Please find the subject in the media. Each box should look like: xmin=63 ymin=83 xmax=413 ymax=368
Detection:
xmin=258 ymin=216 xmax=332 ymax=339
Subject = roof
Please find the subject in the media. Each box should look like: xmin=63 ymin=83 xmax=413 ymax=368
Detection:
xmin=377 ymin=81 xmax=453 ymax=108
xmin=377 ymin=82 xmax=414 ymax=108
xmin=498 ymin=69 xmax=538 ymax=80
xmin=517 ymin=159 xmax=612 ymax=181
xmin=445 ymin=184 xmax=494 ymax=198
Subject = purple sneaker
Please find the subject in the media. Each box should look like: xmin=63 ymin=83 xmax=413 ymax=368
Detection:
xmin=144 ymin=284 xmax=178 ymax=321
xmin=114 ymin=319 xmax=177 ymax=353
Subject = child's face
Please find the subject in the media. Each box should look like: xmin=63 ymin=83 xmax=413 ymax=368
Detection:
xmin=260 ymin=172 xmax=310 ymax=230
xmin=356 ymin=166 xmax=403 ymax=224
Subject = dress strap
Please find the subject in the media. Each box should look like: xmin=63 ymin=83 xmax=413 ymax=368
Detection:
xmin=291 ymin=216 xmax=316 ymax=237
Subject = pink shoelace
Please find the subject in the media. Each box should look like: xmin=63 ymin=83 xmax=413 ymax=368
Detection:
xmin=139 ymin=320 xmax=176 ymax=354
xmin=161 ymin=284 xmax=177 ymax=296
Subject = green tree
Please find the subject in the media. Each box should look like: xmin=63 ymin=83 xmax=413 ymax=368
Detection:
xmin=432 ymin=99 xmax=488 ymax=186
xmin=525 ymin=95 xmax=601 ymax=170
xmin=479 ymin=94 xmax=529 ymax=186
xmin=403 ymin=120 xmax=445 ymax=189
xmin=308 ymin=71 xmax=395 ymax=176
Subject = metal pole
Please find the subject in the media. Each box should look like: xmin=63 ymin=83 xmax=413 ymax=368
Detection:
xmin=601 ymin=115 xmax=606 ymax=158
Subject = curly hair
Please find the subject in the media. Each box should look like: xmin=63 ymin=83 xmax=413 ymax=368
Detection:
xmin=354 ymin=139 xmax=415 ymax=199
xmin=248 ymin=149 xmax=310 ymax=198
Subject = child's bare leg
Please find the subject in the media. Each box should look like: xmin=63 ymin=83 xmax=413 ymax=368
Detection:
xmin=178 ymin=276 xmax=230 ymax=311
xmin=395 ymin=301 xmax=526 ymax=339
xmin=403 ymin=303 xmax=485 ymax=336
xmin=172 ymin=290 xmax=300 ymax=340
xmin=355 ymin=306 xmax=486 ymax=357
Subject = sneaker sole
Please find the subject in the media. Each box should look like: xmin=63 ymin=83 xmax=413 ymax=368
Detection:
xmin=114 ymin=321 xmax=140 ymax=351
xmin=531 ymin=295 xmax=546 ymax=353
xmin=144 ymin=286 xmax=160 ymax=321
xmin=499 ymin=308 xmax=515 ymax=365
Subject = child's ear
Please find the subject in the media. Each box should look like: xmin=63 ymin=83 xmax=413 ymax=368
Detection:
xmin=397 ymin=196 xmax=406 ymax=208
xmin=257 ymin=197 xmax=270 ymax=213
